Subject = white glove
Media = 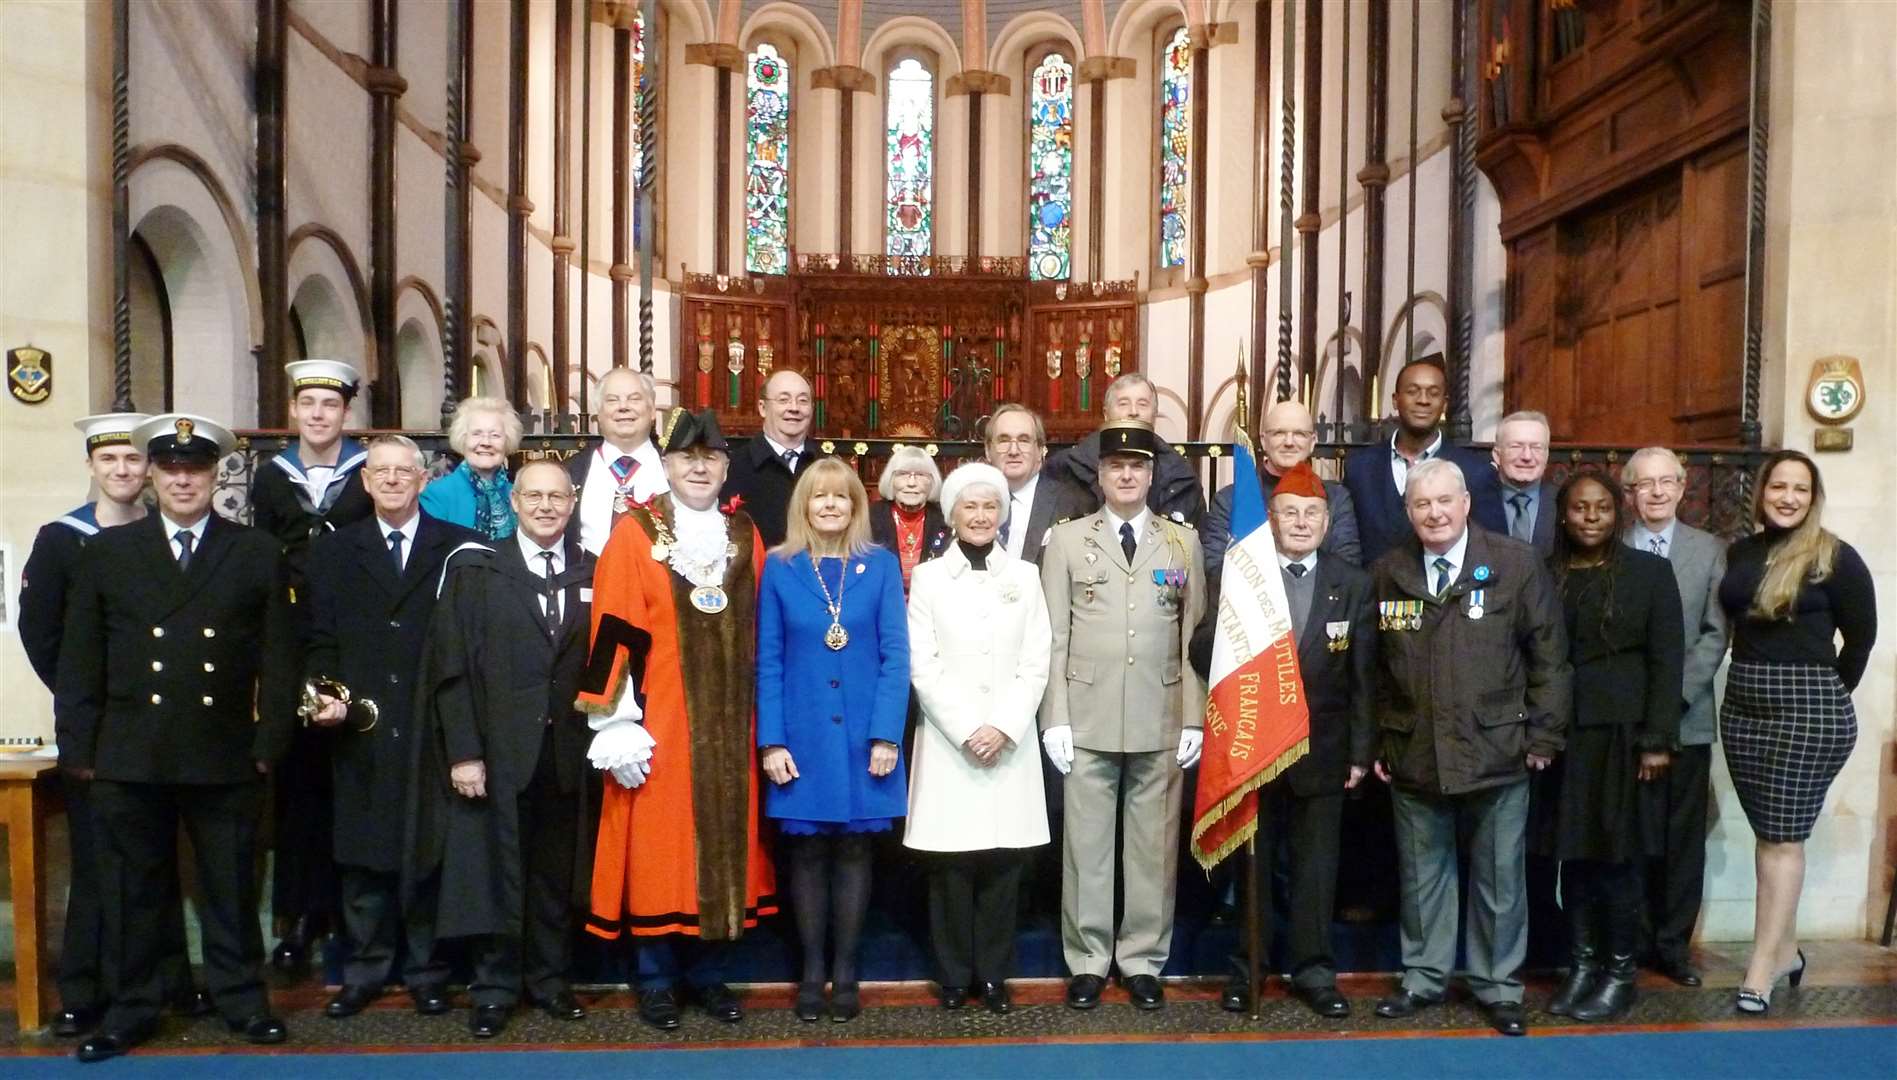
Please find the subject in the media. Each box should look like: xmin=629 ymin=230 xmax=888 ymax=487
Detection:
xmin=588 ymin=719 xmax=657 ymax=789
xmin=1176 ymin=729 xmax=1204 ymax=769
xmin=586 ymin=683 xmax=645 ymax=730
xmin=1042 ymin=725 xmax=1074 ymax=775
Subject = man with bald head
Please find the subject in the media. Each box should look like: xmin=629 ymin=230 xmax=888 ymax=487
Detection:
xmin=720 ymin=369 xmax=816 ymax=547
xmin=1201 ymin=399 xmax=1362 ymax=575
xmin=569 ymin=368 xmax=669 ymax=555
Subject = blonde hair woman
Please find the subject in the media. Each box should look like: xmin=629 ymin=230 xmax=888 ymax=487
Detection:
xmin=420 ymin=396 xmax=522 ymax=539
xmin=1717 ymin=450 xmax=1877 ymax=1013
xmin=755 ymin=456 xmax=911 ymax=1022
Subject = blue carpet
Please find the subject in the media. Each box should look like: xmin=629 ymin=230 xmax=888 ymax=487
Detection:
xmin=7 ymin=1025 xmax=1894 ymax=1078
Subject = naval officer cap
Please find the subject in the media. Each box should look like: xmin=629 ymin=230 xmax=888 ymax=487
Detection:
xmin=285 ymin=359 xmax=362 ymax=400
xmin=1098 ymin=418 xmax=1158 ymax=460
xmin=133 ymin=413 xmax=236 ymax=467
xmin=75 ymin=412 xmax=150 ymax=454
xmin=659 ymin=407 xmax=730 ymax=455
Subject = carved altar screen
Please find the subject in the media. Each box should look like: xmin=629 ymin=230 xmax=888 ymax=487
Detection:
xmin=679 ymin=258 xmax=1139 ymax=443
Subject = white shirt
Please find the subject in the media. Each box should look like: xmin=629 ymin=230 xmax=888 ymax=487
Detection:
xmin=161 ymin=512 xmax=209 ymax=563
xmin=1629 ymin=519 xmax=1677 ymax=558
xmin=763 ymin=434 xmax=806 ymax=468
xmin=517 ymin=532 xmax=566 ymax=622
xmin=1278 ymin=550 xmax=1318 ymax=576
xmin=1003 ymin=472 xmax=1040 ymax=561
xmin=577 ymin=440 xmax=667 ymax=555
xmin=1390 ymin=429 xmax=1446 ymax=496
xmin=379 ymin=512 xmax=420 ymax=572
xmin=1103 ymin=504 xmax=1151 ymax=560
xmin=1422 ymin=529 xmax=1471 ymax=594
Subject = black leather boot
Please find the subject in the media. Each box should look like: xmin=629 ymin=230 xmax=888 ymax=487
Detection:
xmin=1547 ymin=898 xmax=1600 ymax=1018
xmin=1571 ymin=898 xmax=1638 ymax=1023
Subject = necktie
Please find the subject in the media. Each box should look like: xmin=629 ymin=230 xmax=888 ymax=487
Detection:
xmin=610 ymin=454 xmax=639 ymax=528
xmin=1433 ymin=556 xmax=1454 ymax=597
xmin=999 ymin=496 xmax=1015 ymax=547
xmin=782 ymin=448 xmax=799 ymax=472
xmin=1648 ymin=535 xmax=1667 ymax=557
xmin=1119 ymin=522 xmax=1137 ymax=564
xmin=1287 ymin=562 xmax=1308 ymax=578
xmin=540 ymin=551 xmax=561 ymax=635
xmin=388 ymin=530 xmax=405 ymax=575
xmin=175 ymin=530 xmax=195 ymax=571
xmin=610 ymin=455 xmax=637 ymax=484
xmin=1508 ymin=492 xmax=1533 ymax=541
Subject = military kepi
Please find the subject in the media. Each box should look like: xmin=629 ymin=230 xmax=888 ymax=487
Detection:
xmin=134 ymin=412 xmax=236 ymax=466
xmin=659 ymin=407 xmax=729 ymax=455
xmin=285 ymin=359 xmax=362 ymax=400
xmin=1098 ymin=418 xmax=1157 ymax=459
xmin=75 ymin=412 xmax=149 ymax=454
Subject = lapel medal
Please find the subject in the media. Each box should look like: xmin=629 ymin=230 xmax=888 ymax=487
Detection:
xmin=1467 ymin=588 xmax=1485 ymax=620
xmin=1326 ymin=620 xmax=1350 ymax=653
xmin=690 ymin=584 xmax=728 ymax=614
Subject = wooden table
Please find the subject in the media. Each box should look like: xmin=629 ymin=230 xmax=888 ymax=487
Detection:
xmin=1 ymin=757 xmax=56 ymax=1033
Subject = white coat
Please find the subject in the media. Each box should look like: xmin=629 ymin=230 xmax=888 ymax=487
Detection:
xmin=902 ymin=542 xmax=1052 ymax=852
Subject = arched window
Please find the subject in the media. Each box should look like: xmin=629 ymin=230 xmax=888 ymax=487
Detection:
xmin=744 ymin=42 xmax=792 ymax=275
xmin=1027 ymin=50 xmax=1074 ymax=281
xmin=1157 ymin=25 xmax=1191 ymax=270
xmin=884 ymin=55 xmax=934 ymax=264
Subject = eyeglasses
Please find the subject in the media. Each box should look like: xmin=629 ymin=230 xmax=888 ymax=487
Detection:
xmin=1629 ymin=477 xmax=1683 ymax=494
xmin=366 ymin=466 xmax=422 ymax=480
xmin=891 ymin=470 xmax=931 ymax=481
xmin=989 ymin=435 xmax=1039 ymax=449
xmin=517 ymin=491 xmax=574 ymax=508
xmin=1263 ymin=428 xmax=1315 ymax=441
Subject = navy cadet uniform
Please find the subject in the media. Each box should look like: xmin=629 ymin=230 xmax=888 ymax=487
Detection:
xmin=249 ymin=360 xmax=374 ymax=966
xmin=56 ymin=414 xmax=299 ymax=1060
xmin=18 ymin=414 xmax=206 ymax=1036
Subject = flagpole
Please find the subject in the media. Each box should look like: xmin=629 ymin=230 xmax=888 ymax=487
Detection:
xmin=1232 ymin=345 xmax=1265 ymax=1019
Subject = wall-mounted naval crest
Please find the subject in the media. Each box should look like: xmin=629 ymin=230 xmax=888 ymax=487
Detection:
xmin=7 ymin=346 xmax=51 ymax=404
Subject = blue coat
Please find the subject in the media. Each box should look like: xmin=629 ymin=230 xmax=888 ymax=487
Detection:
xmin=1343 ymin=439 xmax=1507 ymax=565
xmin=420 ymin=462 xmax=516 ymax=540
xmin=756 ymin=546 xmax=911 ymax=824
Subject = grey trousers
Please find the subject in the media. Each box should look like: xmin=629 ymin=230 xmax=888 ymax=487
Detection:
xmin=1391 ymin=779 xmax=1529 ymax=1005
xmin=1062 ymin=747 xmax=1182 ymax=979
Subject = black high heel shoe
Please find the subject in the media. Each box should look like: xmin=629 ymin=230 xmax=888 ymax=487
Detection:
xmin=794 ymin=982 xmax=824 ymax=1023
xmin=1735 ymin=949 xmax=1808 ymax=1015
xmin=1784 ymin=949 xmax=1807 ymax=988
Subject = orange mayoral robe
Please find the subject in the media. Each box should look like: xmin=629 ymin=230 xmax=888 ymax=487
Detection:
xmin=578 ymin=495 xmax=777 ymax=939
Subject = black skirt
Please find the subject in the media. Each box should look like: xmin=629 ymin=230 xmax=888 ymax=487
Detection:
xmin=1530 ymin=719 xmax=1654 ymax=864
xmin=1720 ymin=661 xmax=1856 ymax=843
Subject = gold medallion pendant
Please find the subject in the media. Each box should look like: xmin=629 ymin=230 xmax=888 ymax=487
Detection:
xmin=690 ymin=585 xmax=728 ymax=614
xmin=824 ymin=620 xmax=850 ymax=650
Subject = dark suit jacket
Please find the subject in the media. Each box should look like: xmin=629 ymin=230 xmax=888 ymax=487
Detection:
xmin=19 ymin=507 xmax=106 ymax=689
xmin=1343 ymin=438 xmax=1507 ymax=566
xmin=868 ymin=501 xmax=952 ymax=568
xmin=1499 ymin=478 xmax=1558 ymax=558
xmin=1561 ymin=549 xmax=1684 ymax=748
xmin=1203 ymin=476 xmax=1363 ymax=574
xmin=55 ymin=514 xmax=298 ymax=783
xmin=720 ymin=436 xmax=813 ymax=548
xmin=304 ymin=512 xmax=486 ymax=870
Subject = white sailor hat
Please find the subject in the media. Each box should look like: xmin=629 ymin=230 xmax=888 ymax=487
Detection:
xmin=132 ymin=413 xmax=237 ymax=465
xmin=285 ymin=359 xmax=362 ymax=399
xmin=74 ymin=412 xmax=150 ymax=453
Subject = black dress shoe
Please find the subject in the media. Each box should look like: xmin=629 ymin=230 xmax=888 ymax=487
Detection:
xmin=696 ymin=983 xmax=742 ymax=1023
xmin=1374 ymin=989 xmax=1444 ymax=1018
xmin=939 ymin=984 xmax=969 ymax=1009
xmin=270 ymin=922 xmax=310 ymax=975
xmin=638 ymin=987 xmax=682 ymax=1030
xmin=978 ymin=980 xmax=1011 ymax=1015
xmin=1295 ymin=985 xmax=1351 ymax=1018
xmin=1124 ymin=974 xmax=1164 ymax=1010
xmin=1065 ymin=973 xmax=1106 ymax=1010
xmin=1655 ymin=954 xmax=1703 ymax=987
xmin=229 ymin=1013 xmax=289 ymax=1045
xmin=1220 ymin=977 xmax=1251 ymax=1013
xmin=170 ymin=989 xmax=216 ymax=1018
xmin=53 ymin=1006 xmax=99 ymax=1039
xmin=469 ymin=1003 xmax=510 ymax=1039
xmin=829 ymin=983 xmax=861 ymax=1023
xmin=794 ymin=982 xmax=825 ymax=1022
xmin=533 ymin=988 xmax=587 ymax=1022
xmin=410 ymin=986 xmax=452 ymax=1015
xmin=1484 ymin=1000 xmax=1528 ymax=1036
xmin=76 ymin=1026 xmax=151 ymax=1064
xmin=325 ymin=984 xmax=380 ymax=1019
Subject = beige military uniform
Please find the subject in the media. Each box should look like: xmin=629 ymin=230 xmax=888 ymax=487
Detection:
xmin=1039 ymin=508 xmax=1206 ymax=978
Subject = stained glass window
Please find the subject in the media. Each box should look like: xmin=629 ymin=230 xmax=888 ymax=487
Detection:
xmin=1028 ymin=52 xmax=1074 ymax=281
xmin=745 ymin=43 xmax=791 ymax=274
xmin=885 ymin=57 xmax=934 ymax=265
xmin=1158 ymin=26 xmax=1191 ymax=269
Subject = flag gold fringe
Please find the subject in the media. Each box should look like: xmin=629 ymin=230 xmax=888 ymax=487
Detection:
xmin=1189 ymin=734 xmax=1311 ymax=871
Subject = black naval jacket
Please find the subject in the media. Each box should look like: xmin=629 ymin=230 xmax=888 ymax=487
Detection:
xmin=250 ymin=439 xmax=374 ymax=596
xmin=304 ymin=512 xmax=487 ymax=872
xmin=18 ymin=505 xmax=109 ymax=689
xmin=55 ymin=513 xmax=299 ymax=783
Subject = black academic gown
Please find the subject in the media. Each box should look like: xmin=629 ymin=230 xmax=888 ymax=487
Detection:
xmin=305 ymin=513 xmax=487 ymax=871
xmin=405 ymin=538 xmax=598 ymax=941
